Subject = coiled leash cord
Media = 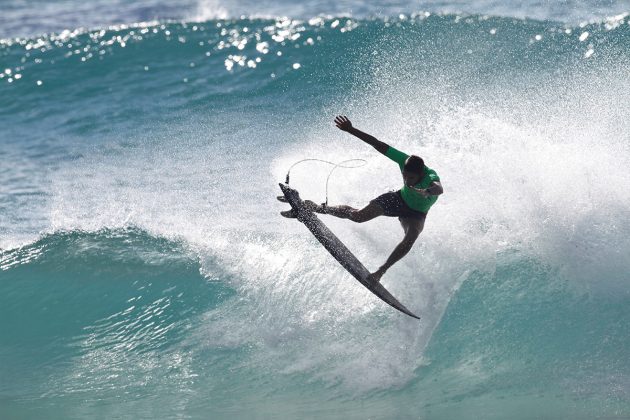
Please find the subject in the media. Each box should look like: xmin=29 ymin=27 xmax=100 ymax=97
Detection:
xmin=284 ymin=158 xmax=367 ymax=207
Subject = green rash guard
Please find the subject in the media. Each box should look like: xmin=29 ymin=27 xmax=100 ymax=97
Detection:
xmin=385 ymin=146 xmax=440 ymax=213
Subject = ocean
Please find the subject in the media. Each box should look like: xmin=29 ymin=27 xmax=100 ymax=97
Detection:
xmin=1 ymin=0 xmax=629 ymax=418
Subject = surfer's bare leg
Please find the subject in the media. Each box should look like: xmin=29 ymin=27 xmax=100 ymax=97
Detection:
xmin=305 ymin=200 xmax=384 ymax=222
xmin=368 ymin=217 xmax=424 ymax=283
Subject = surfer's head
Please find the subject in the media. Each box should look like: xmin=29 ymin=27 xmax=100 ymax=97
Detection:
xmin=403 ymin=155 xmax=425 ymax=186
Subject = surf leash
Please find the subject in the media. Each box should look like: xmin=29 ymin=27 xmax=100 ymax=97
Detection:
xmin=284 ymin=158 xmax=367 ymax=207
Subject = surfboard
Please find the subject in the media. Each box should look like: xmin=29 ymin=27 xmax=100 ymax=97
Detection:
xmin=279 ymin=183 xmax=420 ymax=320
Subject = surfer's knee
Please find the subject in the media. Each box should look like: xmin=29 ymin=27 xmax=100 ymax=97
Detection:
xmin=399 ymin=221 xmax=422 ymax=241
xmin=351 ymin=209 xmax=380 ymax=223
xmin=349 ymin=210 xmax=368 ymax=223
xmin=349 ymin=202 xmax=384 ymax=223
xmin=400 ymin=216 xmax=425 ymax=234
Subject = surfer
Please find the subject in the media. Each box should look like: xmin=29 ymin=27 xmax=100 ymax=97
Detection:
xmin=306 ymin=115 xmax=443 ymax=283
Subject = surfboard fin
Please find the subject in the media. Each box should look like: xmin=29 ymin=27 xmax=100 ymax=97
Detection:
xmin=280 ymin=209 xmax=297 ymax=218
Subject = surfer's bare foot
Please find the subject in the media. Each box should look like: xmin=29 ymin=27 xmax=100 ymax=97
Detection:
xmin=367 ymin=268 xmax=386 ymax=283
xmin=304 ymin=200 xmax=325 ymax=213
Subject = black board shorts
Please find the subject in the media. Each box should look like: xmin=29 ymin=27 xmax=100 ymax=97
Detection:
xmin=371 ymin=190 xmax=427 ymax=220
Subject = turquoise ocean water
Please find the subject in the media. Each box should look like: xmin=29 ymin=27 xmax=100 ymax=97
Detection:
xmin=1 ymin=1 xmax=630 ymax=418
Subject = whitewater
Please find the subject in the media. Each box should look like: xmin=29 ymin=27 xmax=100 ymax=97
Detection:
xmin=1 ymin=0 xmax=629 ymax=418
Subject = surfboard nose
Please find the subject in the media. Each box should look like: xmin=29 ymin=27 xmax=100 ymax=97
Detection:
xmin=279 ymin=183 xmax=300 ymax=201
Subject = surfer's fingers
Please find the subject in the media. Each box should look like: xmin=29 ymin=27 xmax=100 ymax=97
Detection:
xmin=335 ymin=116 xmax=349 ymax=126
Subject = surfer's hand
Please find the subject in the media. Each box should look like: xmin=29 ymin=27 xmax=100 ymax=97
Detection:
xmin=334 ymin=115 xmax=352 ymax=132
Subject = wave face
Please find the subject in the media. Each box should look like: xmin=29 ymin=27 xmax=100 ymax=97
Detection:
xmin=1 ymin=7 xmax=630 ymax=420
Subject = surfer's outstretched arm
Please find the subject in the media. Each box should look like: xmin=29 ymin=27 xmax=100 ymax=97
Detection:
xmin=335 ymin=115 xmax=389 ymax=155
